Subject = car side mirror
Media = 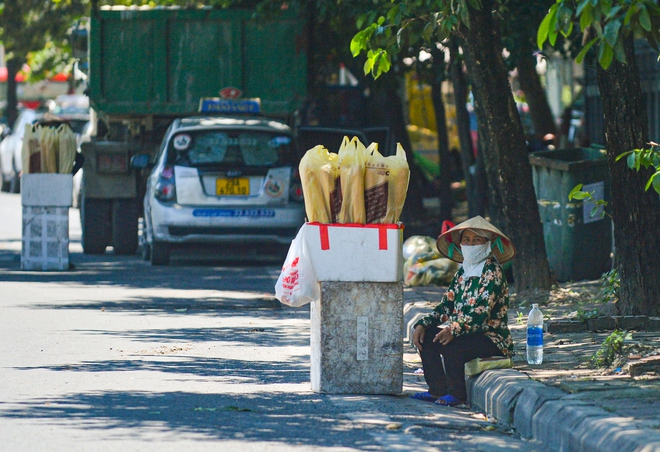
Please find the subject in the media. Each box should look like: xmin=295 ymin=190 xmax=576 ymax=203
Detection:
xmin=130 ymin=153 xmax=151 ymax=169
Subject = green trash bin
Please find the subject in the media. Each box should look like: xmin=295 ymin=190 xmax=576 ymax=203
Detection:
xmin=529 ymin=147 xmax=612 ymax=282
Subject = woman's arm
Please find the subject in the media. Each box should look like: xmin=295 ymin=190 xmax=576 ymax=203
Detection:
xmin=413 ymin=270 xmax=461 ymax=329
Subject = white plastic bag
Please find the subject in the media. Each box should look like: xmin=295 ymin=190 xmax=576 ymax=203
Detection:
xmin=275 ymin=224 xmax=320 ymax=307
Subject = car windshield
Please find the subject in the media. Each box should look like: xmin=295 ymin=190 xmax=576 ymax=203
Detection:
xmin=167 ymin=129 xmax=295 ymax=167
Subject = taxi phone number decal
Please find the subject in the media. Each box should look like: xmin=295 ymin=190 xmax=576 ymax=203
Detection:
xmin=192 ymin=209 xmax=275 ymax=218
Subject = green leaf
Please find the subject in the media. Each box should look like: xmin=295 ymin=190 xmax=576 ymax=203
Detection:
xmin=380 ymin=50 xmax=392 ymax=73
xmin=615 ymin=149 xmax=633 ymax=161
xmin=576 ymin=38 xmax=598 ymax=63
xmin=548 ymin=10 xmax=560 ymax=46
xmin=627 ymin=151 xmax=637 ymax=168
xmin=423 ymin=21 xmax=436 ymax=42
xmin=538 ymin=4 xmax=559 ymax=48
xmin=356 ymin=15 xmax=366 ymax=30
xmin=377 ymin=16 xmax=385 ymax=26
xmin=623 ymin=3 xmax=637 ymax=26
xmin=386 ymin=5 xmax=400 ymax=25
xmin=350 ymin=32 xmax=364 ymax=57
xmin=568 ymin=184 xmax=585 ymax=200
xmin=580 ymin=4 xmax=593 ymax=31
xmin=613 ymin=37 xmax=627 ymax=63
xmin=576 ymin=0 xmax=591 ymax=16
xmin=644 ymin=171 xmax=660 ymax=191
xmin=606 ymin=5 xmax=621 ymax=19
xmin=604 ymin=20 xmax=621 ymax=47
xmin=598 ymin=42 xmax=614 ymax=69
xmin=652 ymin=173 xmax=660 ymax=194
xmin=639 ymin=5 xmax=652 ymax=31
xmin=558 ymin=3 xmax=574 ymax=36
xmin=591 ymin=205 xmax=601 ymax=217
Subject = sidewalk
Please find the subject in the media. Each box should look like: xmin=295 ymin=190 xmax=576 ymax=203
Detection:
xmin=403 ymin=283 xmax=660 ymax=452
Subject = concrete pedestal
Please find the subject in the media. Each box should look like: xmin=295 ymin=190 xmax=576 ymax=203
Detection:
xmin=20 ymin=174 xmax=72 ymax=271
xmin=310 ymin=281 xmax=403 ymax=394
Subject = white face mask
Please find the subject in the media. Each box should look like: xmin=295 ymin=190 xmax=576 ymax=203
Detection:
xmin=461 ymin=242 xmax=491 ymax=265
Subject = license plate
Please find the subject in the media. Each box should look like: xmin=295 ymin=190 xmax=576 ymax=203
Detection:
xmin=216 ymin=178 xmax=250 ymax=196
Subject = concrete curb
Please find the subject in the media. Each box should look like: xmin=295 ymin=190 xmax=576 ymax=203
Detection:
xmin=468 ymin=369 xmax=660 ymax=452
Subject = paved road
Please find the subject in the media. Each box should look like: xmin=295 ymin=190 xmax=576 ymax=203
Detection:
xmin=0 ymin=192 xmax=539 ymax=451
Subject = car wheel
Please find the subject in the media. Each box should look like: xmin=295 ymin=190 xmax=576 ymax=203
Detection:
xmin=9 ymin=159 xmax=20 ymax=194
xmin=81 ymin=197 xmax=111 ymax=254
xmin=150 ymin=241 xmax=170 ymax=266
xmin=111 ymin=199 xmax=139 ymax=255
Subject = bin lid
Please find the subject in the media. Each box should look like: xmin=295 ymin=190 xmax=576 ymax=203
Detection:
xmin=529 ymin=147 xmax=608 ymax=171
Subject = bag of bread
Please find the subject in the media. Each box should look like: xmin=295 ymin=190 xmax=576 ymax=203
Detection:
xmin=39 ymin=126 xmax=59 ymax=174
xmin=58 ymin=124 xmax=78 ymax=174
xmin=364 ymin=142 xmax=410 ymax=223
xmin=23 ymin=124 xmax=43 ymax=174
xmin=299 ymin=145 xmax=340 ymax=223
xmin=337 ymin=136 xmax=368 ymax=224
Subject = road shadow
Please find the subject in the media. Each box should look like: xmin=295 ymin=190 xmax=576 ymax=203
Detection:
xmin=24 ymin=294 xmax=299 ymax=314
xmin=0 ymin=390 xmax=381 ymax=448
xmin=0 ymin=250 xmax=283 ymax=293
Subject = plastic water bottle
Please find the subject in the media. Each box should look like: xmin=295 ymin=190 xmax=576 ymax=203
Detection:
xmin=526 ymin=304 xmax=544 ymax=365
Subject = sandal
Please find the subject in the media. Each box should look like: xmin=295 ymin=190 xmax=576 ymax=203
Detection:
xmin=409 ymin=391 xmax=438 ymax=402
xmin=434 ymin=395 xmax=463 ymax=407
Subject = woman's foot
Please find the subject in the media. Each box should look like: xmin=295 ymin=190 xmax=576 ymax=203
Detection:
xmin=409 ymin=391 xmax=439 ymax=402
xmin=434 ymin=394 xmax=464 ymax=407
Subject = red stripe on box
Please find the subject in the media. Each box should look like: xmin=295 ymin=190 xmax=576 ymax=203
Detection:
xmin=378 ymin=226 xmax=388 ymax=250
xmin=319 ymin=224 xmax=330 ymax=250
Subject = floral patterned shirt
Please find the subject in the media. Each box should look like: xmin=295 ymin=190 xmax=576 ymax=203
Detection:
xmin=414 ymin=256 xmax=514 ymax=357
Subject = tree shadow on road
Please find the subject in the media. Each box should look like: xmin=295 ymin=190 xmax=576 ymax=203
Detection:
xmin=0 ymin=250 xmax=283 ymax=293
xmin=0 ymin=390 xmax=381 ymax=448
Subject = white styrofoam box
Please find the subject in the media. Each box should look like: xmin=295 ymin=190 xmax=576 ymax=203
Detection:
xmin=21 ymin=174 xmax=73 ymax=207
xmin=303 ymin=222 xmax=403 ymax=282
xmin=21 ymin=206 xmax=69 ymax=271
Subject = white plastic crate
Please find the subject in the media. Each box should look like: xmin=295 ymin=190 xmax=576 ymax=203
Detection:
xmin=303 ymin=222 xmax=403 ymax=282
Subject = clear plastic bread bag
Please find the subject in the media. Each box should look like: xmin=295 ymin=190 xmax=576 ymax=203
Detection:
xmin=364 ymin=142 xmax=410 ymax=223
xmin=337 ymin=136 xmax=367 ymax=224
xmin=298 ymin=145 xmax=340 ymax=223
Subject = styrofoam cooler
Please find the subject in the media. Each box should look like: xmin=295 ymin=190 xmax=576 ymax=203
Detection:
xmin=302 ymin=222 xmax=404 ymax=282
xmin=21 ymin=174 xmax=73 ymax=271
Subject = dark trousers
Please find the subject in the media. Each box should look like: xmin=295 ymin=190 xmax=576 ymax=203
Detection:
xmin=420 ymin=327 xmax=503 ymax=402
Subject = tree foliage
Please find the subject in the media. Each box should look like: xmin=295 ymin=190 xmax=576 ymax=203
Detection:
xmin=538 ymin=0 xmax=660 ymax=69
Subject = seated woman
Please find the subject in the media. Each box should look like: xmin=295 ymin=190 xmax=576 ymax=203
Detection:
xmin=411 ymin=216 xmax=516 ymax=407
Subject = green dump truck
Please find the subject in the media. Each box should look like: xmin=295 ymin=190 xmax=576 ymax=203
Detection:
xmin=81 ymin=6 xmax=308 ymax=254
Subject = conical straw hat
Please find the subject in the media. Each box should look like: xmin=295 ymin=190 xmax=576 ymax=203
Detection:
xmin=436 ymin=215 xmax=516 ymax=264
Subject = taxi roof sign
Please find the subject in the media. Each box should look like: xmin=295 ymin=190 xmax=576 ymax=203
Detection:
xmin=199 ymin=98 xmax=261 ymax=114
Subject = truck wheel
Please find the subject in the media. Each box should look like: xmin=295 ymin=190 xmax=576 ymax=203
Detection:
xmin=141 ymin=243 xmax=151 ymax=261
xmin=112 ymin=199 xmax=139 ymax=255
xmin=151 ymin=241 xmax=170 ymax=265
xmin=81 ymin=198 xmax=111 ymax=254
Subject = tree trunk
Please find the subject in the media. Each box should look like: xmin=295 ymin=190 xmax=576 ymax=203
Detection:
xmin=596 ymin=36 xmax=660 ymax=316
xmin=516 ymin=50 xmax=557 ymax=142
xmin=448 ymin=38 xmax=481 ymax=217
xmin=460 ymin=0 xmax=554 ymax=292
xmin=6 ymin=58 xmax=22 ymax=127
xmin=431 ymin=50 xmax=454 ymax=224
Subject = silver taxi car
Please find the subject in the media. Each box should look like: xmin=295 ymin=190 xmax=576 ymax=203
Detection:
xmin=141 ymin=115 xmax=305 ymax=265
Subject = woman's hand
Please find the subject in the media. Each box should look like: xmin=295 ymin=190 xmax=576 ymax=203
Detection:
xmin=433 ymin=326 xmax=454 ymax=345
xmin=412 ymin=325 xmax=425 ymax=352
